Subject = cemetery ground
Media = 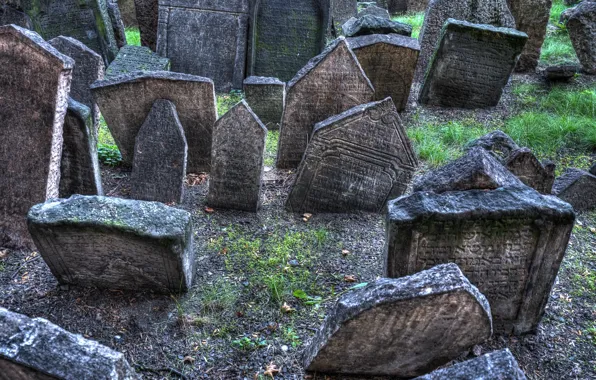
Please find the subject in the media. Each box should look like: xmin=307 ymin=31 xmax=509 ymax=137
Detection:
xmin=0 ymin=2 xmax=595 ymax=380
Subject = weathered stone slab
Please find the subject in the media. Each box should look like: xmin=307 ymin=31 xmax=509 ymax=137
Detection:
xmin=590 ymin=162 xmax=596 ymax=176
xmin=277 ymin=37 xmax=375 ymax=169
xmin=0 ymin=25 xmax=73 ymax=250
xmin=60 ymin=99 xmax=103 ymax=198
xmin=119 ymin=0 xmax=137 ymax=26
xmin=0 ymin=4 xmax=32 ymax=28
xmin=348 ymin=33 xmax=419 ymax=111
xmin=415 ymin=349 xmax=527 ymax=379
xmin=419 ymin=20 xmax=527 ymax=108
xmin=27 ymin=195 xmax=195 ymax=293
xmin=467 ymin=130 xmax=520 ymax=161
xmin=248 ymin=0 xmax=330 ymax=82
xmin=287 ymin=98 xmax=417 ymax=213
xmin=156 ymin=0 xmax=249 ymax=92
xmin=331 ymin=0 xmax=357 ymax=35
xmin=91 ymin=71 xmax=217 ymax=173
xmin=134 ymin=0 xmax=158 ymax=49
xmin=105 ymin=44 xmax=170 ymax=78
xmin=553 ymin=168 xmax=596 ymax=211
xmin=303 ymin=263 xmax=492 ymax=376
xmin=544 ymin=64 xmax=581 ymax=81
xmin=507 ymin=0 xmax=552 ymax=71
xmin=566 ymin=1 xmax=596 ymax=74
xmin=107 ymin=0 xmax=127 ymax=48
xmin=131 ymin=99 xmax=187 ymax=204
xmin=0 ymin=307 xmax=138 ymax=380
xmin=385 ymin=186 xmax=576 ymax=334
xmin=357 ymin=4 xmax=390 ymax=18
xmin=243 ymin=76 xmax=285 ymax=130
xmin=342 ymin=15 xmax=412 ymax=37
xmin=504 ymin=148 xmax=555 ymax=194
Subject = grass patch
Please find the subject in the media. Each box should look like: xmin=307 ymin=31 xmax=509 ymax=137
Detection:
xmin=264 ymin=131 xmax=279 ymax=167
xmin=125 ymin=27 xmax=141 ymax=46
xmin=216 ymin=91 xmax=244 ymax=118
xmin=541 ymin=0 xmax=577 ymax=65
xmin=394 ymin=12 xmax=425 ymax=39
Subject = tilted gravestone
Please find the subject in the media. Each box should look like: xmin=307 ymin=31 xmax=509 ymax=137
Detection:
xmin=566 ymin=1 xmax=596 ymax=74
xmin=243 ymin=76 xmax=285 ymax=130
xmin=407 ymin=0 xmax=430 ymax=12
xmin=105 ymin=44 xmax=170 ymax=78
xmin=0 ymin=4 xmax=32 ymax=28
xmin=287 ymin=98 xmax=417 ymax=213
xmin=0 ymin=25 xmax=73 ymax=250
xmin=0 ymin=307 xmax=138 ymax=380
xmin=156 ymin=0 xmax=249 ymax=92
xmin=553 ymin=168 xmax=596 ymax=212
xmin=208 ymin=101 xmax=267 ymax=212
xmin=107 ymin=0 xmax=127 ymax=48
xmin=467 ymin=130 xmax=520 ymax=161
xmin=419 ymin=20 xmax=527 ymax=108
xmin=348 ymin=33 xmax=419 ymax=111
xmin=385 ymin=186 xmax=576 ymax=334
xmin=504 ymin=148 xmax=555 ymax=194
xmin=91 ymin=71 xmax=217 ymax=173
xmin=60 ymin=99 xmax=103 ymax=198
xmin=277 ymin=37 xmax=375 ymax=169
xmin=248 ymin=0 xmax=330 ymax=82
xmin=507 ymin=0 xmax=552 ymax=71
xmin=303 ymin=263 xmax=493 ymax=377
xmin=28 ymin=195 xmax=195 ymax=293
xmin=134 ymin=0 xmax=158 ymax=49
xmin=130 ymin=99 xmax=187 ymax=204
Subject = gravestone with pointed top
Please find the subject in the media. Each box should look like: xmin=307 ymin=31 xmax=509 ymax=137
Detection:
xmin=504 ymin=148 xmax=555 ymax=194
xmin=243 ymin=76 xmax=285 ymax=130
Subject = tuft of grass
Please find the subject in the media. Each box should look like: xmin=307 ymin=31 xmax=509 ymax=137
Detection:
xmin=125 ymin=27 xmax=141 ymax=46
xmin=394 ymin=12 xmax=425 ymax=39
xmin=199 ymin=279 xmax=239 ymax=314
xmin=216 ymin=91 xmax=244 ymax=118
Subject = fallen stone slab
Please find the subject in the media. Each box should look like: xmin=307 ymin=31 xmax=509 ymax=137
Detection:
xmin=544 ymin=64 xmax=580 ymax=81
xmin=553 ymin=168 xmax=596 ymax=211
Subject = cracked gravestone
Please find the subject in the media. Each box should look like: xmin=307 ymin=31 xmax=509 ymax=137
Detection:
xmin=553 ymin=168 xmax=596 ymax=211
xmin=566 ymin=1 xmax=596 ymax=74
xmin=504 ymin=148 xmax=555 ymax=194
xmin=287 ymin=98 xmax=417 ymax=213
xmin=27 ymin=195 xmax=195 ymax=293
xmin=243 ymin=76 xmax=285 ymax=130
xmin=0 ymin=25 xmax=73 ymax=250
xmin=134 ymin=0 xmax=158 ymax=49
xmin=105 ymin=44 xmax=170 ymax=78
xmin=303 ymin=263 xmax=492 ymax=377
xmin=507 ymin=0 xmax=552 ymax=71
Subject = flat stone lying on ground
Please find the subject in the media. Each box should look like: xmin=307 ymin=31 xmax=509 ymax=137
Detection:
xmin=415 ymin=349 xmax=527 ymax=379
xmin=130 ymin=99 xmax=187 ymax=204
xmin=419 ymin=19 xmax=527 ymax=109
xmin=0 ymin=307 xmax=138 ymax=380
xmin=544 ymin=64 xmax=580 ymax=81
xmin=105 ymin=44 xmax=170 ymax=78
xmin=385 ymin=186 xmax=576 ymax=334
xmin=504 ymin=148 xmax=555 ymax=194
xmin=243 ymin=76 xmax=285 ymax=130
xmin=28 ymin=195 xmax=195 ymax=293
xmin=303 ymin=263 xmax=493 ymax=377
xmin=566 ymin=1 xmax=596 ymax=74
xmin=342 ymin=15 xmax=412 ymax=37
xmin=134 ymin=0 xmax=158 ymax=50
xmin=553 ymin=168 xmax=596 ymax=211
xmin=287 ymin=98 xmax=418 ymax=213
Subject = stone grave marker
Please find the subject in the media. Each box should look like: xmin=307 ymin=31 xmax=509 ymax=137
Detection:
xmin=331 ymin=0 xmax=357 ymax=35
xmin=566 ymin=1 xmax=596 ymax=74
xmin=248 ymin=0 xmax=329 ymax=82
xmin=60 ymin=99 xmax=103 ymax=198
xmin=287 ymin=98 xmax=417 ymax=213
xmin=0 ymin=25 xmax=73 ymax=250
xmin=156 ymin=0 xmax=249 ymax=92
xmin=342 ymin=15 xmax=412 ymax=37
xmin=105 ymin=44 xmax=170 ymax=78
xmin=243 ymin=76 xmax=285 ymax=130
xmin=0 ymin=307 xmax=138 ymax=380
xmin=553 ymin=168 xmax=596 ymax=212
xmin=28 ymin=195 xmax=195 ymax=293
xmin=130 ymin=99 xmax=187 ymax=204
xmin=504 ymin=148 xmax=555 ymax=194
xmin=357 ymin=4 xmax=390 ymax=19
xmin=277 ymin=37 xmax=375 ymax=169
xmin=91 ymin=71 xmax=217 ymax=173
xmin=467 ymin=130 xmax=520 ymax=161
xmin=303 ymin=263 xmax=492 ymax=376
xmin=385 ymin=186 xmax=576 ymax=334
xmin=590 ymin=162 xmax=596 ymax=176
xmin=0 ymin=4 xmax=32 ymax=28
xmin=107 ymin=0 xmax=127 ymax=48
xmin=208 ymin=100 xmax=267 ymax=212
xmin=507 ymin=0 xmax=552 ymax=71
xmin=134 ymin=0 xmax=157 ymax=49
xmin=407 ymin=0 xmax=430 ymax=12
xmin=419 ymin=20 xmax=527 ymax=108
xmin=348 ymin=33 xmax=419 ymax=111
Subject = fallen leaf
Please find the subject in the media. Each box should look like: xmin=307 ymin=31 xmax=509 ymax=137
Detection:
xmin=281 ymin=302 xmax=294 ymax=313
xmin=204 ymin=207 xmax=215 ymax=214
xmin=344 ymin=275 xmax=357 ymax=283
xmin=302 ymin=213 xmax=313 ymax=222
xmin=341 ymin=249 xmax=350 ymax=257
xmin=183 ymin=355 xmax=195 ymax=364
xmin=264 ymin=362 xmax=280 ymax=378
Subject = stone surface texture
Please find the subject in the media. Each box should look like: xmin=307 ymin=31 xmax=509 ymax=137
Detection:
xmin=507 ymin=0 xmax=552 ymax=71
xmin=566 ymin=1 xmax=596 ymax=74
xmin=342 ymin=14 xmax=412 ymax=37
xmin=107 ymin=0 xmax=127 ymax=49
xmin=553 ymin=168 xmax=596 ymax=211
xmin=134 ymin=0 xmax=158 ymax=49
xmin=466 ymin=130 xmax=521 ymax=161
xmin=357 ymin=4 xmax=390 ymax=18
xmin=504 ymin=148 xmax=555 ymax=194
xmin=331 ymin=0 xmax=357 ymax=35
xmin=118 ymin=0 xmax=137 ymax=26
xmin=544 ymin=64 xmax=580 ymax=81
xmin=0 ymin=4 xmax=32 ymax=28
xmin=105 ymin=44 xmax=170 ymax=77
xmin=303 ymin=264 xmax=492 ymax=376
xmin=243 ymin=76 xmax=285 ymax=129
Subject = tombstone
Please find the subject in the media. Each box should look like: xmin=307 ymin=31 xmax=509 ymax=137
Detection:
xmin=467 ymin=130 xmax=520 ymax=161
xmin=105 ymin=44 xmax=170 ymax=78
xmin=566 ymin=1 xmax=596 ymax=74
xmin=386 ymin=186 xmax=576 ymax=334
xmin=118 ymin=0 xmax=138 ymax=26
xmin=504 ymin=148 xmax=555 ymax=194
xmin=0 ymin=307 xmax=138 ymax=380
xmin=507 ymin=0 xmax=552 ymax=71
xmin=156 ymin=0 xmax=249 ymax=93
xmin=277 ymin=37 xmax=375 ymax=169
xmin=544 ymin=64 xmax=581 ymax=81
xmin=331 ymin=0 xmax=357 ymax=35
xmin=415 ymin=349 xmax=527 ymax=379
xmin=0 ymin=4 xmax=32 ymax=28
xmin=107 ymin=0 xmax=127 ymax=48
xmin=553 ymin=168 xmax=596 ymax=212
xmin=28 ymin=195 xmax=195 ymax=293
xmin=248 ymin=0 xmax=330 ymax=82
xmin=387 ymin=0 xmax=407 ymax=13
xmin=348 ymin=34 xmax=419 ymax=111
xmin=342 ymin=15 xmax=412 ymax=37
xmin=130 ymin=100 xmax=187 ymax=204
xmin=357 ymin=4 xmax=390 ymax=18
xmin=48 ymin=35 xmax=105 ymax=129
xmin=303 ymin=264 xmax=493 ymax=376
xmin=60 ymin=99 xmax=103 ymax=198
xmin=243 ymin=76 xmax=285 ymax=130
xmin=419 ymin=20 xmax=527 ymax=109
xmin=91 ymin=71 xmax=217 ymax=173
xmin=0 ymin=25 xmax=73 ymax=250
xmin=134 ymin=0 xmax=158 ymax=49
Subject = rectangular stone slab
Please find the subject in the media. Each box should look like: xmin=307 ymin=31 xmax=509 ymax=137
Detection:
xmin=243 ymin=76 xmax=285 ymax=129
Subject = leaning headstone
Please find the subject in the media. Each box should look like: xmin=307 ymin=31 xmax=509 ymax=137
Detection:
xmin=415 ymin=349 xmax=527 ymax=379
xmin=0 ymin=4 xmax=32 ymax=28
xmin=105 ymin=44 xmax=170 ymax=78
xmin=419 ymin=20 xmax=527 ymax=108
xmin=277 ymin=37 xmax=375 ymax=169
xmin=28 ymin=195 xmax=195 ymax=293
xmin=130 ymin=99 xmax=187 ymax=204
xmin=553 ymin=168 xmax=596 ymax=212
xmin=507 ymin=0 xmax=552 ymax=71
xmin=504 ymin=148 xmax=555 ymax=194
xmin=303 ymin=263 xmax=493 ymax=376
xmin=386 ymin=186 xmax=576 ymax=334
xmin=208 ymin=101 xmax=267 ymax=212
xmin=331 ymin=0 xmax=358 ymax=35
xmin=243 ymin=76 xmax=285 ymax=130
xmin=91 ymin=71 xmax=217 ymax=173
xmin=107 ymin=0 xmax=127 ymax=48
xmin=357 ymin=4 xmax=390 ymax=18
xmin=287 ymin=98 xmax=417 ymax=213
xmin=134 ymin=0 xmax=158 ymax=49
xmin=566 ymin=1 xmax=596 ymax=74
xmin=0 ymin=307 xmax=138 ymax=380
xmin=60 ymin=99 xmax=103 ymax=198
xmin=348 ymin=33 xmax=419 ymax=111
xmin=156 ymin=0 xmax=249 ymax=92
xmin=0 ymin=25 xmax=73 ymax=250
xmin=342 ymin=15 xmax=412 ymax=37
xmin=248 ymin=0 xmax=329 ymax=82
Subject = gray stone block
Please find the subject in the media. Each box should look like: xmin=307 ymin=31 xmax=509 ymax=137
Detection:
xmin=331 ymin=0 xmax=357 ymax=35
xmin=356 ymin=4 xmax=390 ymax=18
xmin=0 ymin=4 xmax=32 ymax=28
xmin=466 ymin=130 xmax=521 ymax=161
xmin=134 ymin=0 xmax=158 ymax=49
xmin=504 ymin=148 xmax=555 ymax=194
xmin=105 ymin=44 xmax=170 ymax=78
xmin=243 ymin=76 xmax=285 ymax=130
xmin=342 ymin=15 xmax=412 ymax=37
xmin=553 ymin=168 xmax=596 ymax=211
xmin=567 ymin=1 xmax=596 ymax=74
xmin=507 ymin=0 xmax=552 ymax=71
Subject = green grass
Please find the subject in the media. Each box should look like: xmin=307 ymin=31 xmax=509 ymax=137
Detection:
xmin=216 ymin=91 xmax=244 ymax=118
xmin=394 ymin=12 xmax=425 ymax=39
xmin=264 ymin=131 xmax=279 ymax=167
xmin=125 ymin=27 xmax=141 ymax=46
xmin=541 ymin=0 xmax=578 ymax=65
